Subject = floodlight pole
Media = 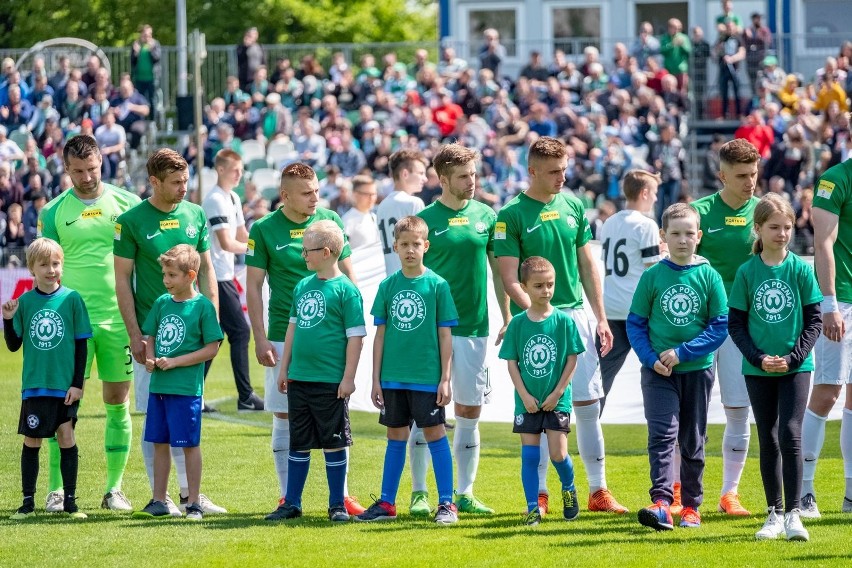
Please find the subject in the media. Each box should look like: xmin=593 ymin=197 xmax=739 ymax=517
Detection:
xmin=177 ymin=0 xmax=188 ymax=97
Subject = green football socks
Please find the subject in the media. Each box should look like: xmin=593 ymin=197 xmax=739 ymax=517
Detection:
xmin=104 ymin=401 xmax=132 ymax=492
xmin=48 ymin=436 xmax=63 ymax=492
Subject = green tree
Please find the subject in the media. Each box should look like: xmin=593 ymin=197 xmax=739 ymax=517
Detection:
xmin=0 ymin=0 xmax=436 ymax=48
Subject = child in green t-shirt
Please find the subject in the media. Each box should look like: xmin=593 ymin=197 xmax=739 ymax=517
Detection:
xmin=627 ymin=204 xmax=728 ymax=531
xmin=728 ymin=194 xmax=821 ymax=542
xmin=268 ymin=221 xmax=366 ymax=523
xmin=356 ymin=216 xmax=460 ymax=525
xmin=498 ymin=256 xmax=586 ymax=526
xmin=134 ymin=245 xmax=223 ymax=521
xmin=3 ymin=238 xmax=92 ymax=520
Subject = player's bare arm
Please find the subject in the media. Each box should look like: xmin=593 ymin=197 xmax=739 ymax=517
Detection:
xmin=371 ymin=324 xmax=386 ymax=409
xmin=542 ymin=354 xmax=578 ymax=412
xmin=489 ymin=251 xmax=511 ymax=345
xmin=507 ymin=360 xmax=539 ymax=412
xmin=277 ymin=323 xmax=296 ymax=393
xmin=339 ymin=336 xmax=363 ymax=399
xmin=437 ymin=326 xmax=453 ymax=406
xmin=339 ymin=256 xmax=358 ymax=286
xmin=812 ymin=207 xmax=845 ymax=341
xmin=246 ymin=265 xmax=278 ymax=367
xmin=114 ymin=256 xmax=146 ymax=363
xmin=497 ymin=255 xmax=531 ymax=311
xmin=214 ymin=227 xmax=248 ymax=255
xmin=198 ymin=250 xmax=219 ymax=316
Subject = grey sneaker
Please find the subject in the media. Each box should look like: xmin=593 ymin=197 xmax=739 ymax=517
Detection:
xmin=843 ymin=496 xmax=852 ymax=513
xmin=101 ymin=490 xmax=133 ymax=511
xmin=799 ymin=493 xmax=820 ymax=519
xmin=238 ymin=392 xmax=265 ymax=412
xmin=179 ymin=494 xmax=227 ymax=514
xmin=185 ymin=503 xmax=203 ymax=521
xmin=265 ymin=502 xmax=302 ymax=521
xmin=328 ymin=503 xmax=350 ymax=522
xmin=433 ymin=502 xmax=458 ymax=525
xmin=132 ymin=499 xmax=171 ymax=519
xmin=45 ymin=490 xmax=64 ymax=513
xmin=784 ymin=509 xmax=809 ymax=541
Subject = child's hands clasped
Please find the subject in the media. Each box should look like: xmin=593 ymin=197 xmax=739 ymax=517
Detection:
xmin=761 ymin=355 xmax=789 ymax=374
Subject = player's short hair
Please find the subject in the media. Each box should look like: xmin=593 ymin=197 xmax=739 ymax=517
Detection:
xmin=157 ymin=244 xmax=200 ymax=275
xmin=528 ymin=137 xmax=567 ymax=163
xmin=214 ymin=148 xmax=242 ymax=169
xmin=304 ymin=220 xmax=344 ymax=258
xmin=661 ymin=203 xmax=700 ymax=230
xmin=519 ymin=256 xmax=555 ymax=284
xmin=281 ymin=162 xmax=315 ymax=184
xmin=752 ymin=193 xmax=795 ymax=254
xmin=63 ymin=134 xmax=101 ymax=164
xmin=147 ymin=148 xmax=188 ymax=181
xmin=393 ymin=215 xmax=428 ymax=240
xmin=26 ymin=237 xmax=64 ymax=274
xmin=433 ymin=144 xmax=478 ymax=180
xmin=622 ymin=169 xmax=661 ymax=201
xmin=719 ymin=138 xmax=761 ymax=166
xmin=352 ymin=175 xmax=375 ymax=193
xmin=388 ymin=149 xmax=427 ymax=181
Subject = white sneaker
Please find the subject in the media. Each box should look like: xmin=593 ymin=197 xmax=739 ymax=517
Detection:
xmin=101 ymin=490 xmax=133 ymax=511
xmin=799 ymin=493 xmax=820 ymax=519
xmin=164 ymin=494 xmax=182 ymax=517
xmin=178 ymin=493 xmax=228 ymax=514
xmin=45 ymin=490 xmax=64 ymax=513
xmin=843 ymin=497 xmax=852 ymax=513
xmin=784 ymin=509 xmax=810 ymax=541
xmin=755 ymin=508 xmax=784 ymax=540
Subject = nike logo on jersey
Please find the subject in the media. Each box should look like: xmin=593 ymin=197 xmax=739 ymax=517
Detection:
xmin=147 ymin=231 xmax=161 ymax=239
xmin=707 ymin=227 xmax=723 ymax=233
xmin=125 ymin=369 xmax=133 ymax=375
xmin=65 ymin=218 xmax=80 ymax=226
xmin=434 ymin=228 xmax=449 ymax=236
xmin=276 ymin=244 xmax=290 ymax=250
xmin=527 ymin=224 xmax=542 ymax=233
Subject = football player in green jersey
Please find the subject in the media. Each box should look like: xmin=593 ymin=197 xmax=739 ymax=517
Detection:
xmin=114 ymin=149 xmax=223 ymax=516
xmin=799 ymin=150 xmax=852 ymax=517
xmin=495 ymin=137 xmax=627 ymax=515
xmin=691 ymin=139 xmax=761 ymax=516
xmin=37 ymin=136 xmax=141 ymax=512
xmin=415 ymin=143 xmax=509 ymax=515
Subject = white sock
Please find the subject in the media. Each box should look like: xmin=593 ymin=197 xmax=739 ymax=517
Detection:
xmin=721 ymin=406 xmax=750 ymax=495
xmin=575 ymin=402 xmax=606 ymax=491
xmin=801 ymin=408 xmax=827 ymax=497
xmin=409 ymin=425 xmax=429 ymax=493
xmin=343 ymin=446 xmax=350 ymax=496
xmin=272 ymin=417 xmax=290 ymax=499
xmin=673 ymin=442 xmax=681 ymax=484
xmin=141 ymin=416 xmax=155 ymax=492
xmin=453 ymin=416 xmax=480 ymax=495
xmin=538 ymin=433 xmax=549 ymax=493
xmin=842 ymin=409 xmax=852 ymax=499
xmin=171 ymin=446 xmax=188 ymax=496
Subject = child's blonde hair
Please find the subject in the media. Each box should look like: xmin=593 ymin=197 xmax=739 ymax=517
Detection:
xmin=303 ymin=220 xmax=344 ymax=258
xmin=520 ymin=256 xmax=555 ymax=284
xmin=752 ymin=193 xmax=795 ymax=254
xmin=157 ymin=244 xmax=200 ymax=275
xmin=26 ymin=237 xmax=63 ymax=274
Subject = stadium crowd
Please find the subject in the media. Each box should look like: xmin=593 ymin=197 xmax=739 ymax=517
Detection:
xmin=0 ymin=14 xmax=851 ymax=265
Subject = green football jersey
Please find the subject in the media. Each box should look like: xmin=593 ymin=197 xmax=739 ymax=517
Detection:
xmin=141 ymin=293 xmax=223 ymax=397
xmin=113 ymin=200 xmax=210 ymax=325
xmin=371 ymin=269 xmax=458 ymax=386
xmin=691 ymin=192 xmax=759 ymax=293
xmin=813 ymin=160 xmax=852 ymax=303
xmin=38 ymin=183 xmax=141 ymax=325
xmin=729 ymin=252 xmax=822 ymax=376
xmin=495 ymin=192 xmax=591 ymax=313
xmin=13 ymin=287 xmax=93 ymax=392
xmin=245 ymin=207 xmax=351 ymax=341
xmin=418 ymin=199 xmax=496 ymax=337
xmin=498 ymin=309 xmax=585 ymax=415
xmin=288 ymin=274 xmax=366 ymax=383
xmin=630 ymin=260 xmax=728 ymax=372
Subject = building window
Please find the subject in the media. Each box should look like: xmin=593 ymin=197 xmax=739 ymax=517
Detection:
xmin=802 ymin=0 xmax=852 ymax=48
xmin=468 ymin=9 xmax=518 ymax=57
xmin=552 ymin=7 xmax=601 ymax=55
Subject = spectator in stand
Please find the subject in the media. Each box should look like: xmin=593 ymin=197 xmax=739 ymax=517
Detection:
xmin=762 ymin=124 xmax=810 ymax=196
xmin=580 ymin=46 xmax=601 ymax=77
xmin=794 ymin=187 xmax=815 ymax=254
xmin=631 ymin=22 xmax=661 ymax=70
xmin=209 ymin=122 xmax=243 ymax=158
xmin=328 ymin=131 xmax=366 ymax=178
xmin=237 ymin=27 xmax=265 ymax=91
xmin=816 ymin=56 xmax=847 ymax=86
xmin=5 ymin=202 xmax=25 ymax=250
xmin=341 ymin=174 xmax=381 ymax=252
xmin=758 ymin=56 xmax=787 ymax=99
xmin=249 ymin=66 xmax=270 ymax=110
xmin=743 ymin=13 xmax=772 ymax=94
xmin=259 ymin=92 xmax=292 ymax=143
xmin=223 ymin=76 xmax=244 ymax=111
xmin=690 ymin=26 xmax=712 ymax=118
xmin=715 ymin=0 xmax=743 ymax=35
xmin=0 ymin=160 xmax=22 ymax=212
xmin=130 ymin=24 xmax=161 ymax=120
xmin=703 ymin=133 xmax=726 ymax=193
xmin=94 ymin=108 xmax=126 ymax=181
xmin=660 ymin=18 xmax=691 ymax=94
xmin=527 ymin=102 xmax=557 ymax=138
xmin=0 ymin=125 xmax=24 ymax=164
xmin=432 ymin=89 xmax=463 ymax=139
xmin=715 ymin=20 xmax=746 ymax=119
xmin=48 ymin=56 xmax=71 ymax=95
xmin=519 ymin=51 xmax=550 ymax=85
xmin=28 ymin=73 xmax=54 ymax=106
xmin=813 ymin=71 xmax=849 ymax=115
xmin=23 ymin=56 xmax=46 ymax=91
xmin=110 ymin=77 xmax=149 ymax=150
xmin=649 ymin=120 xmax=685 ymax=221
xmin=438 ymin=46 xmax=467 ymax=80
xmin=479 ymin=28 xmax=507 ymax=78
xmin=734 ymin=110 xmax=774 ymax=159
xmin=293 ymin=120 xmax=326 ymax=168
xmin=777 ymin=74 xmax=800 ymax=116
xmin=1 ymin=84 xmax=33 ymax=130
xmin=22 ymin=190 xmax=45 ymax=245
xmin=86 ymin=87 xmax=111 ymax=129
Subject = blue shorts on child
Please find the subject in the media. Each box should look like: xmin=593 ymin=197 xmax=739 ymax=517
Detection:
xmin=144 ymin=393 xmax=202 ymax=447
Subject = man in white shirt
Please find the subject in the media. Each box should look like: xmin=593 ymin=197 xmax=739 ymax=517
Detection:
xmin=201 ymin=148 xmax=264 ymax=411
xmin=375 ymin=149 xmax=427 ymax=274
xmin=341 ymin=175 xmax=381 ymax=252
